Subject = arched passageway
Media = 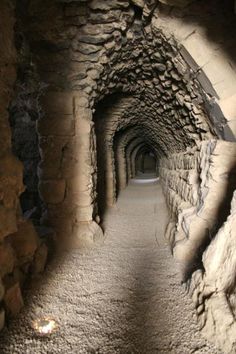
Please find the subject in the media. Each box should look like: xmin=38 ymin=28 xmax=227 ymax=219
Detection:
xmin=0 ymin=0 xmax=236 ymax=353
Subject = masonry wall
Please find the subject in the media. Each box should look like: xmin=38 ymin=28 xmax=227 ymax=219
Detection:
xmin=0 ymin=1 xmax=236 ymax=352
xmin=190 ymin=190 xmax=236 ymax=353
xmin=0 ymin=1 xmax=47 ymax=330
xmin=160 ymin=140 xmax=236 ymax=352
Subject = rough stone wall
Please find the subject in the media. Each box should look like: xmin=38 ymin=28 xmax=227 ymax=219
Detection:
xmin=160 ymin=140 xmax=236 ymax=351
xmin=155 ymin=0 xmax=236 ymax=138
xmin=5 ymin=1 xmax=235 ymax=351
xmin=0 ymin=0 xmax=48 ymax=331
xmin=22 ymin=0 xmax=217 ymax=248
xmin=9 ymin=17 xmax=45 ymax=222
xmin=189 ymin=190 xmax=236 ymax=353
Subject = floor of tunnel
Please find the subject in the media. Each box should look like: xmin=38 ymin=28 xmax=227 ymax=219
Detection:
xmin=0 ymin=179 xmax=222 ymax=354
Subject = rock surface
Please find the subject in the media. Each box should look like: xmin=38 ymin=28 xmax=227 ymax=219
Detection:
xmin=0 ymin=0 xmax=44 ymax=331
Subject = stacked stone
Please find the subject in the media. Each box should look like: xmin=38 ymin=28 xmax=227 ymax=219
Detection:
xmin=0 ymin=1 xmax=48 ymax=330
xmin=12 ymin=1 xmax=236 ymax=350
xmin=9 ymin=36 xmax=45 ymax=220
xmin=160 ymin=140 xmax=236 ymax=353
xmin=95 ymin=95 xmax=162 ymax=206
xmin=189 ymin=190 xmax=236 ymax=354
xmin=160 ymin=149 xmax=198 ymax=209
xmin=160 ymin=140 xmax=236 ymax=282
xmin=21 ymin=0 xmax=216 ymax=248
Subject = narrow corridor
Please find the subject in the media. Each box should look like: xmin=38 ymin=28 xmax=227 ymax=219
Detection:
xmin=0 ymin=178 xmax=220 ymax=354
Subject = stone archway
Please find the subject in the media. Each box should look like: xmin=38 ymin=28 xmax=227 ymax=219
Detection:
xmin=1 ymin=1 xmax=236 ymax=352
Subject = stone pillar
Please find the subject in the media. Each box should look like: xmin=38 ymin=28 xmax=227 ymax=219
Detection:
xmin=105 ymin=145 xmax=116 ymax=206
xmin=38 ymin=91 xmax=74 ymax=242
xmin=73 ymin=100 xmax=104 ymax=247
xmin=115 ymin=130 xmax=144 ymax=190
xmin=141 ymin=152 xmax=146 ymax=173
xmin=126 ymin=138 xmax=144 ymax=180
xmin=116 ymin=144 xmax=127 ymax=191
xmin=38 ymin=92 xmax=103 ymax=248
xmin=131 ymin=144 xmax=145 ymax=177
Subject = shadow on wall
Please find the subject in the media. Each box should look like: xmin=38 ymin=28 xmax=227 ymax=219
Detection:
xmin=9 ymin=3 xmax=47 ymax=226
xmin=93 ymin=95 xmax=119 ymax=221
xmin=180 ymin=0 xmax=236 ymax=63
xmin=157 ymin=0 xmax=236 ymax=137
xmin=158 ymin=0 xmax=236 ymax=68
xmin=192 ymin=161 xmax=236 ymax=277
xmin=177 ymin=148 xmax=236 ymax=282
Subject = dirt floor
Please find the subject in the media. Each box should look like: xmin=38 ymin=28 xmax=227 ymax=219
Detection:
xmin=0 ymin=178 xmax=222 ymax=353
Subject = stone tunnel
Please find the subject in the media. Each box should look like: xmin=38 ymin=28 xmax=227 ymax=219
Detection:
xmin=1 ymin=0 xmax=236 ymax=353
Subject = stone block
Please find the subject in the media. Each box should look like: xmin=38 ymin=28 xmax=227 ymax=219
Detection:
xmin=0 ymin=242 xmax=15 ymax=277
xmin=0 ymin=206 xmax=18 ymax=241
xmin=39 ymin=179 xmax=66 ymax=204
xmin=31 ymin=243 xmax=48 ymax=274
xmin=38 ymin=161 xmax=61 ymax=180
xmin=12 ymin=268 xmax=26 ymax=287
xmin=89 ymin=0 xmax=129 ymax=11
xmin=0 ymin=2 xmax=16 ymax=64
xmin=41 ymin=91 xmax=74 ymax=115
xmin=76 ymin=205 xmax=94 ymax=222
xmin=130 ymin=0 xmax=145 ymax=7
xmin=3 ymin=281 xmax=24 ymax=317
xmin=89 ymin=10 xmax=121 ymax=24
xmin=37 ymin=115 xmax=75 ymax=136
xmin=71 ymin=221 xmax=104 ymax=248
xmin=10 ymin=220 xmax=39 ymax=265
xmin=0 ymin=308 xmax=5 ymax=331
xmin=39 ymin=137 xmax=69 ymax=176
xmin=0 ymin=279 xmax=4 ymax=301
xmin=0 ymin=153 xmax=24 ymax=215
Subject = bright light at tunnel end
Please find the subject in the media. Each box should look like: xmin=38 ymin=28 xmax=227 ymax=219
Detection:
xmin=32 ymin=317 xmax=58 ymax=336
xmin=132 ymin=177 xmax=159 ymax=184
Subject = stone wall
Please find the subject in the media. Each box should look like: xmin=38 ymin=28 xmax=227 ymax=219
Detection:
xmin=9 ymin=14 xmax=45 ymax=222
xmin=155 ymin=0 xmax=236 ymax=138
xmin=160 ymin=140 xmax=236 ymax=273
xmin=21 ymin=0 xmax=219 ymax=249
xmin=19 ymin=4 xmax=236 ymax=350
xmin=160 ymin=140 xmax=236 ymax=351
xmin=0 ymin=0 xmax=236 ymax=351
xmin=0 ymin=0 xmax=47 ymax=330
xmin=190 ymin=191 xmax=236 ymax=353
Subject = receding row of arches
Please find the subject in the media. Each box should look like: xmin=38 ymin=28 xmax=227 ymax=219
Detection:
xmin=1 ymin=1 xmax=236 ymax=351
xmin=94 ymin=98 xmax=159 ymax=218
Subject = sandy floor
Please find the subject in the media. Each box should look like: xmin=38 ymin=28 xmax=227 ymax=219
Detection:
xmin=0 ymin=179 xmax=222 ymax=353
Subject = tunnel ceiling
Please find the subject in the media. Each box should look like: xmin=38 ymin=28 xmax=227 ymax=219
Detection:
xmin=95 ymin=95 xmax=165 ymax=156
xmin=114 ymin=125 xmax=159 ymax=157
xmin=90 ymin=22 xmax=216 ymax=155
xmin=26 ymin=0 xmax=220 ymax=157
